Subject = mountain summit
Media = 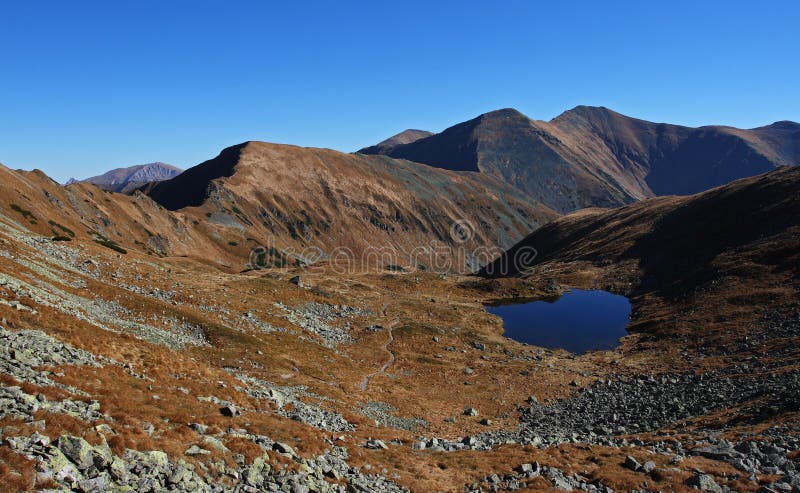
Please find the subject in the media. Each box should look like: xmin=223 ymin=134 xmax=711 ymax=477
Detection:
xmin=68 ymin=162 xmax=183 ymax=193
xmin=145 ymin=141 xmax=557 ymax=268
xmin=358 ymin=129 xmax=434 ymax=155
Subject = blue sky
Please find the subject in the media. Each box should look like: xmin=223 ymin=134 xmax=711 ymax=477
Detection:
xmin=1 ymin=1 xmax=798 ymax=182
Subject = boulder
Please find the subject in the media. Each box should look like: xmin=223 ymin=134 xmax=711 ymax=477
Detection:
xmin=517 ymin=462 xmax=540 ymax=475
xmin=184 ymin=445 xmax=211 ymax=456
xmin=623 ymin=455 xmax=641 ymax=471
xmin=77 ymin=475 xmax=108 ymax=492
xmin=694 ymin=444 xmax=743 ymax=461
xmin=273 ymin=442 xmax=296 ymax=457
xmin=220 ymin=404 xmax=240 ymax=417
xmin=687 ymin=473 xmax=723 ymax=492
xmin=56 ymin=435 xmax=94 ymax=471
xmin=365 ymin=439 xmax=388 ymax=450
xmin=188 ymin=422 xmax=208 ymax=434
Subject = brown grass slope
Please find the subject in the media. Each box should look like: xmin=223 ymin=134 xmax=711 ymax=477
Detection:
xmin=0 ymin=165 xmax=238 ymax=266
xmin=0 ymin=164 xmax=796 ymax=492
xmin=145 ymin=141 xmax=559 ymax=271
xmin=0 ymin=137 xmax=559 ymax=273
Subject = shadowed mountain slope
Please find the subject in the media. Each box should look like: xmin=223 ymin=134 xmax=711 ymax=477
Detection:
xmin=479 ymin=166 xmax=800 ymax=300
xmin=363 ymin=106 xmax=799 ymax=213
xmin=363 ymin=109 xmax=632 ymax=213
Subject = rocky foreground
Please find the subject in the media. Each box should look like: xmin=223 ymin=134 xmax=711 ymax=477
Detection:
xmin=0 ymin=182 xmax=798 ymax=492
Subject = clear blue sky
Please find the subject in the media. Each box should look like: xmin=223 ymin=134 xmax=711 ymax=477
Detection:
xmin=1 ymin=1 xmax=798 ymax=182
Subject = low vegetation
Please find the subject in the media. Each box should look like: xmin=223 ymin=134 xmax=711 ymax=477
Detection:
xmin=48 ymin=220 xmax=76 ymax=237
xmin=94 ymin=237 xmax=128 ymax=254
xmin=10 ymin=203 xmax=36 ymax=223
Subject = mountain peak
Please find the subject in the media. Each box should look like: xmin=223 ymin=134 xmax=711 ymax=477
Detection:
xmin=553 ymin=105 xmax=629 ymax=123
xmin=358 ymin=129 xmax=433 ymax=155
xmin=479 ymin=108 xmax=529 ymax=120
xmin=70 ymin=162 xmax=183 ymax=193
xmin=764 ymin=120 xmax=800 ymax=130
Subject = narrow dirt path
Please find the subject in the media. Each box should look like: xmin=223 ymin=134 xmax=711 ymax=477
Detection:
xmin=359 ymin=319 xmax=399 ymax=391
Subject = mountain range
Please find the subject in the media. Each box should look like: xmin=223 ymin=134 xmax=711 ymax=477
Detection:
xmin=1 ymin=106 xmax=799 ymax=492
xmin=360 ymin=106 xmax=799 ymax=213
xmin=14 ymin=105 xmax=794 ymax=273
xmin=67 ymin=162 xmax=183 ymax=193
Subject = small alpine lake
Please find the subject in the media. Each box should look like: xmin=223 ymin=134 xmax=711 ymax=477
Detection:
xmin=486 ymin=289 xmax=631 ymax=354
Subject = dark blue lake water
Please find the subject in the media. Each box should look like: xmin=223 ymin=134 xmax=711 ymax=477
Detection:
xmin=487 ymin=289 xmax=631 ymax=354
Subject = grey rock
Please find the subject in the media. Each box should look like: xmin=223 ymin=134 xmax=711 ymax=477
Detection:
xmin=623 ymin=455 xmax=641 ymax=471
xmin=273 ymin=442 xmax=296 ymax=456
xmin=687 ymin=473 xmax=723 ymax=492
xmin=220 ymin=404 xmax=240 ymax=417
xmin=188 ymin=422 xmax=208 ymax=434
xmin=365 ymin=439 xmax=389 ymax=450
xmin=184 ymin=445 xmax=211 ymax=456
xmin=57 ymin=435 xmax=94 ymax=470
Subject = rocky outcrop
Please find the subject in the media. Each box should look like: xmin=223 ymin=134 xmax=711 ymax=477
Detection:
xmin=7 ymin=431 xmax=409 ymax=493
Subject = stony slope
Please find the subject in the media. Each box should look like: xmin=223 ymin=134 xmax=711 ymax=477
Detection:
xmin=68 ymin=162 xmax=183 ymax=193
xmin=0 ymin=170 xmax=797 ymax=491
xmin=363 ymin=106 xmax=799 ymax=212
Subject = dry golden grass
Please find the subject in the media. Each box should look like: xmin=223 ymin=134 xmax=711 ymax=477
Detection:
xmin=0 ymin=196 xmax=796 ymax=493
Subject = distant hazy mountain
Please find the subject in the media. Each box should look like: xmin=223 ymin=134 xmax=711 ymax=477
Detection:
xmin=68 ymin=162 xmax=183 ymax=193
xmin=358 ymin=129 xmax=434 ymax=155
xmin=360 ymin=106 xmax=799 ymax=213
